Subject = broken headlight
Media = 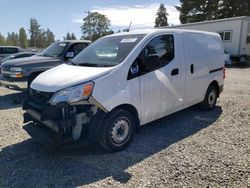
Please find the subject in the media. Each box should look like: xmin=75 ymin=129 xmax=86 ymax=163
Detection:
xmin=49 ymin=81 xmax=94 ymax=105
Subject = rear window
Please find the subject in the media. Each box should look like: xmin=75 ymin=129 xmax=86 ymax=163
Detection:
xmin=0 ymin=47 xmax=19 ymax=54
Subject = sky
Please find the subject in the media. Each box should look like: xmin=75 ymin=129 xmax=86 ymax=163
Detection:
xmin=0 ymin=0 xmax=180 ymax=40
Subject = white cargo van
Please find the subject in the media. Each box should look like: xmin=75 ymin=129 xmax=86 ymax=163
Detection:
xmin=23 ymin=29 xmax=225 ymax=151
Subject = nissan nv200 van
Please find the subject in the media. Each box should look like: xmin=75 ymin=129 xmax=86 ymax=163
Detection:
xmin=23 ymin=29 xmax=225 ymax=152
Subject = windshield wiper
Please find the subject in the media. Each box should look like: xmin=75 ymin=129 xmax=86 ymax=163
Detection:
xmin=41 ymin=54 xmax=56 ymax=58
xmin=77 ymin=62 xmax=100 ymax=67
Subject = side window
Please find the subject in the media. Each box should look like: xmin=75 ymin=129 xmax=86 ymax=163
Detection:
xmin=0 ymin=47 xmax=18 ymax=54
xmin=247 ymin=35 xmax=250 ymax=44
xmin=218 ymin=32 xmax=224 ymax=40
xmin=217 ymin=31 xmax=232 ymax=42
xmin=224 ymin=31 xmax=231 ymax=41
xmin=69 ymin=43 xmax=88 ymax=56
xmin=145 ymin=34 xmax=174 ymax=66
xmin=127 ymin=34 xmax=174 ymax=80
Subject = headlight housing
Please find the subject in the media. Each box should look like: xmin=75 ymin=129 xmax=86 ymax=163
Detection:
xmin=49 ymin=81 xmax=94 ymax=105
xmin=10 ymin=67 xmax=22 ymax=72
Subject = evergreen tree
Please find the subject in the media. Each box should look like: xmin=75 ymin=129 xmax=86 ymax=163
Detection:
xmin=177 ymin=0 xmax=250 ymax=24
xmin=64 ymin=32 xmax=76 ymax=40
xmin=6 ymin=32 xmax=19 ymax=46
xmin=45 ymin=28 xmax=55 ymax=46
xmin=71 ymin=33 xmax=76 ymax=40
xmin=155 ymin=4 xmax=169 ymax=27
xmin=81 ymin=12 xmax=113 ymax=41
xmin=29 ymin=18 xmax=42 ymax=47
xmin=19 ymin=27 xmax=28 ymax=48
xmin=0 ymin=33 xmax=6 ymax=45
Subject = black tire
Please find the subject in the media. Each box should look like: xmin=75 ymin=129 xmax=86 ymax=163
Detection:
xmin=99 ymin=109 xmax=136 ymax=152
xmin=200 ymin=85 xmax=218 ymax=111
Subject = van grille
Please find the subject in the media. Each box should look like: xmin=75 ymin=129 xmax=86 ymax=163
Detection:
xmin=30 ymin=89 xmax=54 ymax=108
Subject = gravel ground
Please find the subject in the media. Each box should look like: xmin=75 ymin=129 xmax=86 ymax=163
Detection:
xmin=0 ymin=68 xmax=249 ymax=188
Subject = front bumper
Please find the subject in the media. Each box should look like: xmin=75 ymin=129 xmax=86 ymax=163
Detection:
xmin=0 ymin=74 xmax=28 ymax=91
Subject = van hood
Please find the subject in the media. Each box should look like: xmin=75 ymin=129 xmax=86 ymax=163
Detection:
xmin=31 ymin=64 xmax=113 ymax=92
xmin=2 ymin=55 xmax=58 ymax=67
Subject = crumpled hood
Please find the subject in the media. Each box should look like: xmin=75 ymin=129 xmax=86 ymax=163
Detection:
xmin=2 ymin=55 xmax=58 ymax=67
xmin=31 ymin=64 xmax=113 ymax=92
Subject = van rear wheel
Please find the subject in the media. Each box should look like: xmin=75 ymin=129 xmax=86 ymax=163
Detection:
xmin=99 ymin=109 xmax=135 ymax=152
xmin=200 ymin=85 xmax=218 ymax=110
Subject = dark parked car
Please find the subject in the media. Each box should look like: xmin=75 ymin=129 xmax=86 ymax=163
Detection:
xmin=0 ymin=46 xmax=23 ymax=60
xmin=0 ymin=40 xmax=91 ymax=91
xmin=0 ymin=52 xmax=36 ymax=65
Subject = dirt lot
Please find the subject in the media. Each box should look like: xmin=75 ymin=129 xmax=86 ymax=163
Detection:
xmin=0 ymin=68 xmax=249 ymax=188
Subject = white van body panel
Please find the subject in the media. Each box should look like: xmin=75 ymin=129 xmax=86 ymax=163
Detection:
xmin=31 ymin=63 xmax=113 ymax=92
xmin=31 ymin=29 xmax=224 ymax=126
xmin=182 ymin=32 xmax=224 ymax=106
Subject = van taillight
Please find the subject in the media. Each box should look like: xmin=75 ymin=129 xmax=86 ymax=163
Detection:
xmin=223 ymin=67 xmax=226 ymax=79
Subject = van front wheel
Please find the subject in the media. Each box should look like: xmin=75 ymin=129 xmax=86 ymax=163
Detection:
xmin=99 ymin=109 xmax=135 ymax=152
xmin=200 ymin=85 xmax=218 ymax=110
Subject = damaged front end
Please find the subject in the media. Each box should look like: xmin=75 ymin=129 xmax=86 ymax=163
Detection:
xmin=22 ymin=83 xmax=107 ymax=147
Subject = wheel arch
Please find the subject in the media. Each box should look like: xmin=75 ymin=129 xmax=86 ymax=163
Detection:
xmin=112 ymin=104 xmax=140 ymax=133
xmin=209 ymin=80 xmax=220 ymax=97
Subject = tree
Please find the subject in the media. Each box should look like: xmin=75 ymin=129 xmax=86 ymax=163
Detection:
xmin=19 ymin=27 xmax=28 ymax=48
xmin=64 ymin=32 xmax=76 ymax=40
xmin=45 ymin=28 xmax=55 ymax=46
xmin=71 ymin=33 xmax=76 ymax=40
xmin=6 ymin=32 xmax=19 ymax=46
xmin=29 ymin=18 xmax=42 ymax=48
xmin=29 ymin=18 xmax=55 ymax=48
xmin=65 ymin=32 xmax=71 ymax=40
xmin=81 ymin=12 xmax=113 ymax=41
xmin=177 ymin=0 xmax=250 ymax=24
xmin=155 ymin=4 xmax=169 ymax=27
xmin=217 ymin=0 xmax=250 ymax=19
xmin=0 ymin=33 xmax=6 ymax=45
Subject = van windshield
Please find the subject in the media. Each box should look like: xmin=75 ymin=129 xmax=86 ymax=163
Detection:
xmin=41 ymin=42 xmax=69 ymax=58
xmin=72 ymin=34 xmax=145 ymax=67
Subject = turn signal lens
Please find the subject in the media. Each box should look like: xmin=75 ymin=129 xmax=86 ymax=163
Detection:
xmin=16 ymin=73 xmax=24 ymax=78
xmin=83 ymin=82 xmax=94 ymax=97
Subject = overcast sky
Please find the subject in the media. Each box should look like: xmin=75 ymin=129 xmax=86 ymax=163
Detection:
xmin=0 ymin=0 xmax=180 ymax=40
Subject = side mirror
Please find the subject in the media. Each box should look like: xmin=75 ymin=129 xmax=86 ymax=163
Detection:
xmin=144 ymin=54 xmax=161 ymax=70
xmin=65 ymin=52 xmax=75 ymax=59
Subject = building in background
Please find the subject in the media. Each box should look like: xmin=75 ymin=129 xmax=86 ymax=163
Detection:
xmin=168 ymin=16 xmax=250 ymax=63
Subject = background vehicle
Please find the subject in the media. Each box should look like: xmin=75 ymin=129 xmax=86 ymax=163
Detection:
xmin=23 ymin=29 xmax=225 ymax=152
xmin=0 ymin=52 xmax=36 ymax=65
xmin=0 ymin=40 xmax=90 ymax=91
xmin=0 ymin=46 xmax=23 ymax=60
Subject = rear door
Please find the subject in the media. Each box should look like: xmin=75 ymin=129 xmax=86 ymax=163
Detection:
xmin=182 ymin=33 xmax=211 ymax=106
xmin=138 ymin=33 xmax=185 ymax=124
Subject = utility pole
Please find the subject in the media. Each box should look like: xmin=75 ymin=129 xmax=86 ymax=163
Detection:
xmin=128 ymin=21 xmax=132 ymax=31
xmin=85 ymin=11 xmax=91 ymax=40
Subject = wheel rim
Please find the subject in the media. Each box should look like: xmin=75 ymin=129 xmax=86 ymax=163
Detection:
xmin=208 ymin=89 xmax=216 ymax=107
xmin=111 ymin=118 xmax=130 ymax=145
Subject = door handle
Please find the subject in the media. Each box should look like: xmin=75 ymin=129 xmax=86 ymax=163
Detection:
xmin=190 ymin=64 xmax=194 ymax=74
xmin=171 ymin=68 xmax=179 ymax=76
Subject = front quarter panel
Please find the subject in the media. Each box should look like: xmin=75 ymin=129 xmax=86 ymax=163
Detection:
xmin=92 ymin=66 xmax=141 ymax=118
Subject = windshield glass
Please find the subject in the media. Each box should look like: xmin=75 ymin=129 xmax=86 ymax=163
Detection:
xmin=72 ymin=34 xmax=145 ymax=67
xmin=41 ymin=42 xmax=69 ymax=58
xmin=1 ymin=55 xmax=15 ymax=62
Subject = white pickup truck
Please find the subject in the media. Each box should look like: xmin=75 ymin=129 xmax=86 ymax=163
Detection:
xmin=23 ymin=29 xmax=225 ymax=152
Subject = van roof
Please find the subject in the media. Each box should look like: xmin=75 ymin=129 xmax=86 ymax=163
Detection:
xmin=108 ymin=28 xmax=219 ymax=37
